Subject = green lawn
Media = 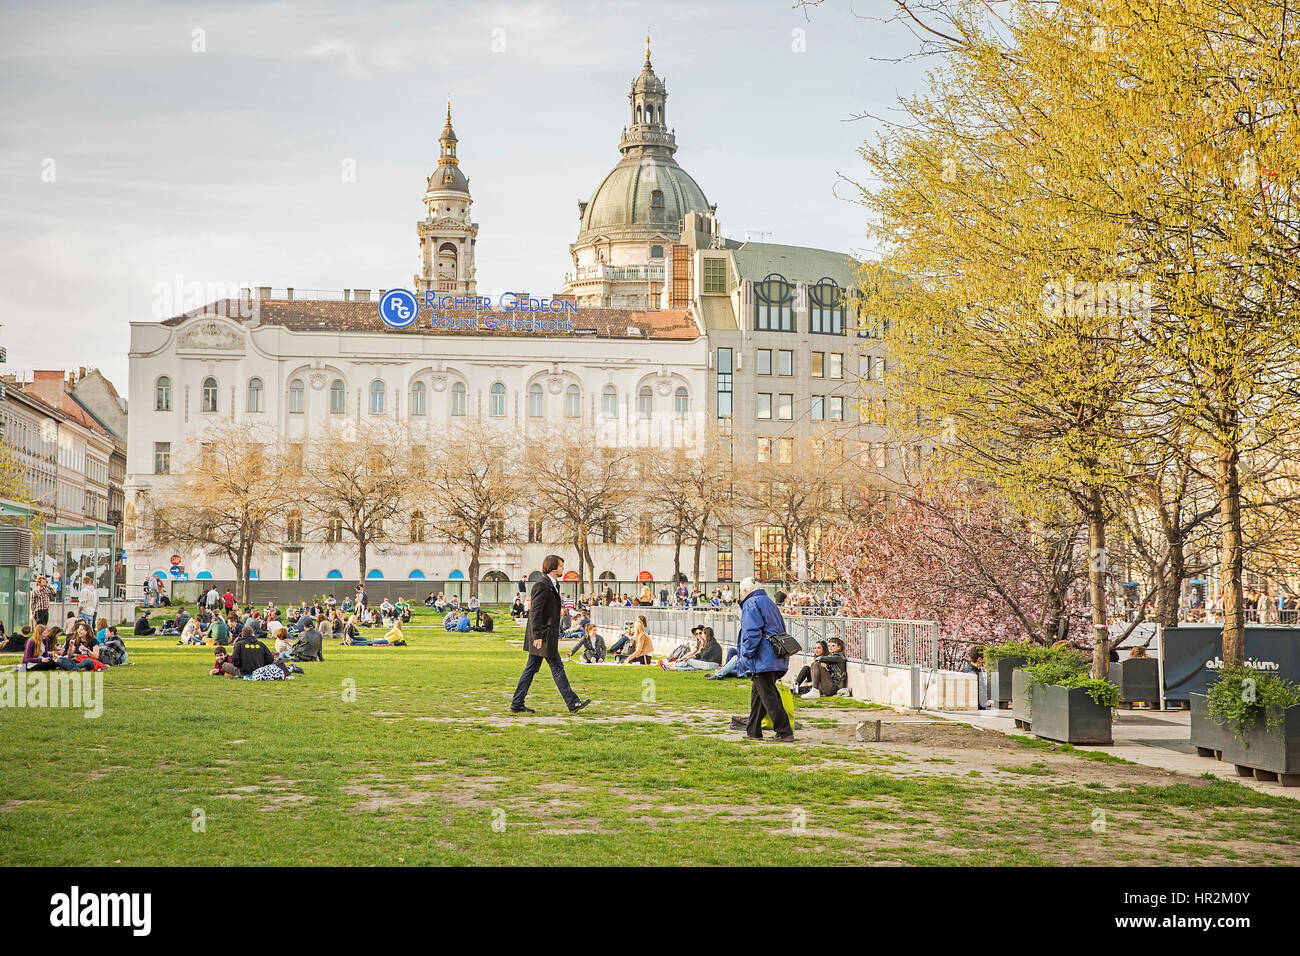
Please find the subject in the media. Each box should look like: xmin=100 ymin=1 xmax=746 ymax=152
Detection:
xmin=2 ymin=607 xmax=1296 ymax=866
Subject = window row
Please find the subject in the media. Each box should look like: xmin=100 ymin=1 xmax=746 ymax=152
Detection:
xmin=155 ymin=376 xmax=691 ymax=419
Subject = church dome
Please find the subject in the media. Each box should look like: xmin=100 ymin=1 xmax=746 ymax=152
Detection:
xmin=578 ymin=154 xmax=709 ymax=240
xmin=574 ymin=43 xmax=711 ymax=244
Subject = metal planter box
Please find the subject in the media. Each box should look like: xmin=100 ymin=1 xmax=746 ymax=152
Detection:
xmin=1028 ymin=682 xmax=1113 ymax=745
xmin=1189 ymin=693 xmax=1226 ymax=758
xmin=1113 ymin=658 xmax=1159 ymax=706
xmin=990 ymin=656 xmax=1027 ymax=708
xmin=1191 ymin=693 xmax=1300 ymax=784
xmin=1011 ymin=668 xmax=1032 ymax=730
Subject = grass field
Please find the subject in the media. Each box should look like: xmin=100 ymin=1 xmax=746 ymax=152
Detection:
xmin=2 ymin=607 xmax=1297 ymax=866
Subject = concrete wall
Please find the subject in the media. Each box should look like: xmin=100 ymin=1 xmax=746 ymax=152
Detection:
xmin=595 ymin=619 xmax=980 ymax=710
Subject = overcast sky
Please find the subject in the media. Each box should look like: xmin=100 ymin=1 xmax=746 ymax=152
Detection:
xmin=0 ymin=0 xmax=927 ymax=388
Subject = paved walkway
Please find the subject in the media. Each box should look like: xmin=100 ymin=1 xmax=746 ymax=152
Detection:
xmin=928 ymin=706 xmax=1300 ymax=801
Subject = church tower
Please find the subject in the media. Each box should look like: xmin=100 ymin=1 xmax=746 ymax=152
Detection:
xmin=415 ymin=100 xmax=478 ymax=295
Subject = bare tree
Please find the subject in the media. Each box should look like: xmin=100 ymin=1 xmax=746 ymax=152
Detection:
xmin=141 ymin=418 xmax=291 ymax=603
xmin=420 ymin=420 xmax=523 ymax=586
xmin=301 ymin=422 xmax=419 ymax=581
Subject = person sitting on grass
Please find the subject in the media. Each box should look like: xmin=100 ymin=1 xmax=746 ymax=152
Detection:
xmin=443 ymin=609 xmax=460 ymax=630
xmin=510 ymin=596 xmax=525 ymax=622
xmin=177 ymin=614 xmax=205 ymax=645
xmin=396 ymin=598 xmax=412 ymax=623
xmin=661 ymin=626 xmax=723 ymax=672
xmin=607 ymin=620 xmax=637 ymax=657
xmin=340 ymin=614 xmax=363 ymax=644
xmin=434 ymin=592 xmax=448 ymax=612
xmin=704 ymin=646 xmax=741 ymax=680
xmin=567 ymin=622 xmax=607 ymax=663
xmin=287 ymin=620 xmax=325 ymax=660
xmin=380 ymin=620 xmax=407 ymax=646
xmin=225 ymin=625 xmax=273 ymax=677
xmin=794 ymin=637 xmax=847 ymax=699
xmin=211 ymin=645 xmax=237 ymax=677
xmin=473 ymin=609 xmax=494 ymax=632
xmin=23 ymin=625 xmax=58 ymax=671
xmin=617 ymin=620 xmax=653 ymax=664
xmin=4 ymin=623 xmax=30 ymax=654
xmin=455 ymin=611 xmax=472 ymax=633
xmin=134 ymin=610 xmax=156 ymax=636
xmin=274 ymin=624 xmax=295 ymax=659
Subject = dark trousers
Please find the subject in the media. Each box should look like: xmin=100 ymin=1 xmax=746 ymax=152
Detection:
xmin=512 ymin=649 xmax=578 ymax=710
xmin=746 ymin=671 xmax=793 ymax=738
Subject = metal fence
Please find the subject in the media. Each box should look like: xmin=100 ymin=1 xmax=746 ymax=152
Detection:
xmin=590 ymin=605 xmax=939 ymax=669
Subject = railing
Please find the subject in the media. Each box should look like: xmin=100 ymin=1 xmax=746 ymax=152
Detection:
xmin=590 ymin=605 xmax=939 ymax=669
xmin=564 ymin=265 xmax=666 ymax=283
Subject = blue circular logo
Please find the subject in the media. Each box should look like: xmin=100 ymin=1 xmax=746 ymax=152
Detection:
xmin=379 ymin=289 xmax=420 ymax=329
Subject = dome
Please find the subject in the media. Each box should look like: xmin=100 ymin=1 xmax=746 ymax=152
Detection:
xmin=632 ymin=65 xmax=665 ymax=95
xmin=427 ymin=163 xmax=469 ymax=195
xmin=578 ymin=154 xmax=710 ymax=241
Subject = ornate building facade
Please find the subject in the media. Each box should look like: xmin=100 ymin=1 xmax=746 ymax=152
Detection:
xmin=414 ymin=103 xmax=478 ymax=296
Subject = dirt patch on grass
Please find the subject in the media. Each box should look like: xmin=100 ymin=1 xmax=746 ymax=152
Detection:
xmin=342 ymin=784 xmax=434 ymax=813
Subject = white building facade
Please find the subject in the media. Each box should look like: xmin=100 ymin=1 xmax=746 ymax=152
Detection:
xmin=124 ymin=303 xmax=709 ymax=587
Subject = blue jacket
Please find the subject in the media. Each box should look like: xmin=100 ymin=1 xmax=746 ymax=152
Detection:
xmin=455 ymin=615 xmax=472 ymax=632
xmin=736 ymin=587 xmax=788 ymax=677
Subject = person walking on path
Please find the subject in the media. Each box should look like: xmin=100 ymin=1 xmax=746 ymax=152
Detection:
xmin=510 ymin=555 xmax=591 ymax=715
xmin=736 ymin=577 xmax=794 ymax=742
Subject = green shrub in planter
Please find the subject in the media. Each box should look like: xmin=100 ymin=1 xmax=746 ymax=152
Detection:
xmin=1205 ymin=665 xmax=1300 ymax=741
xmin=1018 ymin=654 xmax=1118 ymax=744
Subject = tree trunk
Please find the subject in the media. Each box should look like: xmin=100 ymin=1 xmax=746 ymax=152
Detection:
xmin=234 ymin=550 xmax=246 ymax=606
xmin=1158 ymin=536 xmax=1186 ymax=627
xmin=672 ymin=531 xmax=683 ymax=587
xmin=1216 ymin=437 xmax=1246 ymax=666
xmin=468 ymin=536 xmax=481 ymax=592
xmin=357 ymin=536 xmax=368 ymax=584
xmin=691 ymin=533 xmax=704 ymax=590
xmin=1086 ymin=487 xmax=1110 ymax=679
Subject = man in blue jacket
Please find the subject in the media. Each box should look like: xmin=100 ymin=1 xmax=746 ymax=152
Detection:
xmin=736 ymin=577 xmax=794 ymax=742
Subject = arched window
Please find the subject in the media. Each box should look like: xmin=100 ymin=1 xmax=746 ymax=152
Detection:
xmin=288 ymin=378 xmax=305 ymax=414
xmin=674 ymin=387 xmax=689 ymax=417
xmin=410 ymin=381 xmax=427 ymax=416
xmin=286 ymin=510 xmax=302 ymax=543
xmin=528 ymin=383 xmax=544 ymax=418
xmin=601 ymin=385 xmax=618 ymax=419
xmin=369 ymin=380 xmax=386 ymax=415
xmin=329 ymin=379 xmax=346 ymax=415
xmin=451 ymin=381 xmax=467 ymax=416
xmin=483 ymin=570 xmax=510 ymax=582
xmin=490 ymin=383 xmax=506 ymax=418
xmin=598 ymin=570 xmax=617 ymax=581
xmin=638 ymin=386 xmax=653 ymax=420
xmin=246 ymin=378 xmax=264 ymax=413
xmin=202 ymin=377 xmax=218 ymax=413
xmin=650 ymin=189 xmax=664 ymax=209
xmin=649 ymin=245 xmax=664 ymax=259
xmin=565 ymin=384 xmax=581 ymax=418
xmin=154 ymin=376 xmax=172 ymax=412
xmin=809 ymin=277 xmax=846 ymax=335
xmin=755 ymin=274 xmax=795 ymax=332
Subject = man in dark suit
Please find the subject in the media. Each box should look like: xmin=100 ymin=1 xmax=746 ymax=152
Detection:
xmin=510 ymin=555 xmax=591 ymax=714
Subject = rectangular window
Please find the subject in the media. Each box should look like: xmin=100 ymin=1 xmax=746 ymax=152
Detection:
xmin=528 ymin=512 xmax=543 ymax=543
xmin=757 ymin=393 xmax=772 ymax=420
xmin=757 ymin=349 xmax=771 ymax=376
xmin=811 ymin=352 xmax=824 ymax=378
xmin=778 ymin=437 xmax=793 ymax=464
xmin=811 ymin=395 xmax=825 ymax=421
xmin=777 ymin=393 xmax=793 ymax=421
xmin=830 ymin=396 xmax=844 ymax=421
xmin=716 ymin=525 xmax=733 ymax=581
xmin=717 ymin=348 xmax=733 ymax=419
xmin=829 ymin=353 xmax=843 ymax=379
xmin=757 ymin=438 xmax=772 ymax=462
xmin=778 ymin=350 xmax=793 ymax=376
xmin=154 ymin=442 xmax=171 ymax=475
xmin=702 ymin=257 xmax=727 ymax=294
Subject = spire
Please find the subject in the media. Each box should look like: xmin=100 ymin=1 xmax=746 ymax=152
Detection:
xmin=645 ymin=32 xmax=651 ymax=67
xmin=439 ymin=96 xmax=458 ymax=166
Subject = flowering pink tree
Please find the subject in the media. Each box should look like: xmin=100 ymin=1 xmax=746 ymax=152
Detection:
xmin=823 ymin=479 xmax=1090 ymax=663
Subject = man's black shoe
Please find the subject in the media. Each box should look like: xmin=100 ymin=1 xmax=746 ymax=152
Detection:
xmin=510 ymin=706 xmax=535 ymax=714
xmin=569 ymin=699 xmax=592 ymax=713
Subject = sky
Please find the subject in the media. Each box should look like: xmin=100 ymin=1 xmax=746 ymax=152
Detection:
xmin=0 ymin=0 xmax=929 ymax=388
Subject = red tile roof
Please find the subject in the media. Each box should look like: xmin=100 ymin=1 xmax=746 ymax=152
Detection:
xmin=162 ymin=299 xmax=700 ymax=341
